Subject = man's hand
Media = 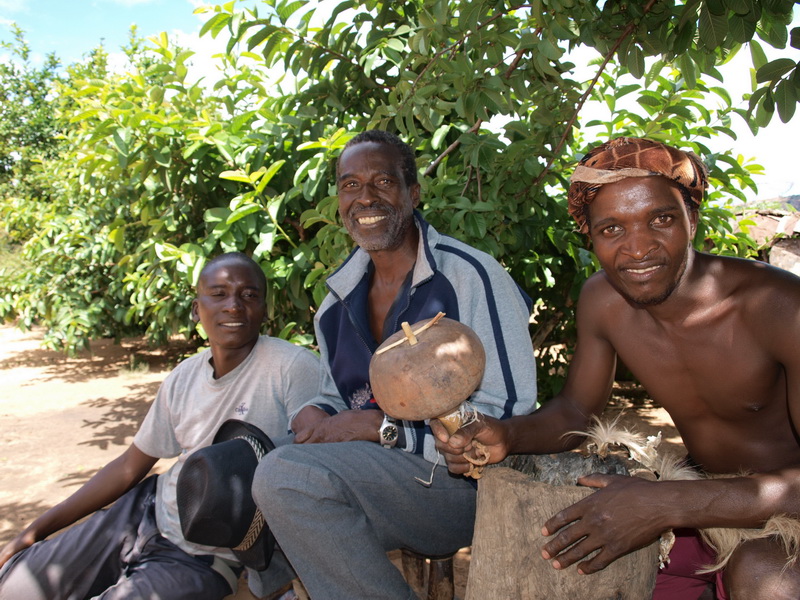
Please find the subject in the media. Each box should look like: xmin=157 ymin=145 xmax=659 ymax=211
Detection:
xmin=293 ymin=405 xmax=383 ymax=444
xmin=0 ymin=529 xmax=37 ymax=569
xmin=430 ymin=414 xmax=510 ymax=475
xmin=291 ymin=406 xmax=329 ymax=442
xmin=541 ymin=474 xmax=669 ymax=574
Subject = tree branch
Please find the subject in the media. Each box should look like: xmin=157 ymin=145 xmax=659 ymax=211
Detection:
xmin=424 ymin=119 xmax=483 ymax=178
xmin=423 ymin=25 xmax=540 ymax=179
xmin=530 ymin=0 xmax=659 ymax=190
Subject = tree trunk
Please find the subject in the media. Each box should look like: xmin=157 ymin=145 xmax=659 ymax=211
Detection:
xmin=466 ymin=456 xmax=659 ymax=600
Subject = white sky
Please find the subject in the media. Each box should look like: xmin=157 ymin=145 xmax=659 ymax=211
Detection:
xmin=712 ymin=43 xmax=799 ymax=202
xmin=1 ymin=0 xmax=797 ymax=202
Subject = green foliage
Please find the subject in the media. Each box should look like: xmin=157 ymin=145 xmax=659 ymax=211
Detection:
xmin=0 ymin=0 xmax=796 ymax=397
xmin=0 ymin=26 xmax=64 ymax=241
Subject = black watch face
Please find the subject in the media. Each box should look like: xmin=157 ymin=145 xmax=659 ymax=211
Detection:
xmin=381 ymin=426 xmax=398 ymax=443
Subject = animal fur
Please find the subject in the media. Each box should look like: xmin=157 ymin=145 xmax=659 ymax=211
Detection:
xmin=574 ymin=416 xmax=800 ymax=575
xmin=567 ymin=414 xmax=662 ymax=469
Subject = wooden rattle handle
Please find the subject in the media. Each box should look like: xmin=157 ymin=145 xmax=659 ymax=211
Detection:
xmin=436 ymin=409 xmax=464 ymax=435
xmin=435 ymin=407 xmax=490 ymax=479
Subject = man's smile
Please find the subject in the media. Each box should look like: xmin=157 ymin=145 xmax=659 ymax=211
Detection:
xmin=356 ymin=215 xmax=387 ymax=225
xmin=622 ymin=264 xmax=663 ymax=276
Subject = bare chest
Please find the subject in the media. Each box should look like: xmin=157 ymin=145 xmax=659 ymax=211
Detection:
xmin=614 ymin=312 xmax=783 ymax=408
xmin=607 ymin=313 xmax=793 ymax=471
xmin=368 ymin=282 xmax=403 ymax=343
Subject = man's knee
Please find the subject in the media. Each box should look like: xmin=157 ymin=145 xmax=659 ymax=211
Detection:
xmin=253 ymin=444 xmax=326 ymax=519
xmin=0 ymin=549 xmax=53 ymax=600
xmin=253 ymin=445 xmax=291 ymax=512
xmin=724 ymin=537 xmax=800 ymax=600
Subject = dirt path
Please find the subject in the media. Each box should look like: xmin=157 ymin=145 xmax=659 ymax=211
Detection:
xmin=0 ymin=324 xmax=684 ymax=598
xmin=0 ymin=324 xmax=190 ymax=544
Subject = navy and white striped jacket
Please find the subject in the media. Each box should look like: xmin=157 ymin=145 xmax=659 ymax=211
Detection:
xmin=297 ymin=212 xmax=538 ymax=463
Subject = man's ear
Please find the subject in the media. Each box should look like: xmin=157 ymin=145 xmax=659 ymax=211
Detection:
xmin=191 ymin=299 xmax=200 ymax=323
xmin=410 ymin=183 xmax=421 ymax=208
xmin=689 ymin=207 xmax=699 ymax=237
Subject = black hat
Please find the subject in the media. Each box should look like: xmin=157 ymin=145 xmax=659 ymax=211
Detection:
xmin=176 ymin=419 xmax=275 ymax=570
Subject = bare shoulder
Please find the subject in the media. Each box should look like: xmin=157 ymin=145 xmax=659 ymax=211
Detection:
xmin=703 ymin=255 xmax=800 ymax=351
xmin=574 ymin=270 xmax=630 ymax=331
xmin=577 ymin=270 xmax=628 ymax=310
xmin=705 ymin=254 xmax=800 ymax=312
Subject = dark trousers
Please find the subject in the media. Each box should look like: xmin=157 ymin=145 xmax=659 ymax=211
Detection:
xmin=0 ymin=476 xmax=233 ymax=600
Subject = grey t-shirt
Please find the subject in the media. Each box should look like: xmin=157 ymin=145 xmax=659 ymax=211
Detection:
xmin=133 ymin=335 xmax=320 ymax=558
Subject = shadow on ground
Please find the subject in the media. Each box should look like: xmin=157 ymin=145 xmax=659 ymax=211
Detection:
xmin=79 ymin=381 xmax=163 ymax=450
xmin=0 ymin=329 xmax=197 ymax=385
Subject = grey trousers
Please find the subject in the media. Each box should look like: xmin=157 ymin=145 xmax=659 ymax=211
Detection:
xmin=252 ymin=441 xmax=477 ymax=600
xmin=0 ymin=476 xmax=232 ymax=600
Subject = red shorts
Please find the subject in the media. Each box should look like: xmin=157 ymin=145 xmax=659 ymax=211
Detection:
xmin=653 ymin=529 xmax=728 ymax=600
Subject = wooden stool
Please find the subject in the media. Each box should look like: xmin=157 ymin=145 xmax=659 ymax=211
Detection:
xmin=401 ymin=549 xmax=455 ymax=600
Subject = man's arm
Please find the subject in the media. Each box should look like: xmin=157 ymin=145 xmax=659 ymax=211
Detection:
xmin=537 ymin=266 xmax=800 ymax=575
xmin=292 ymin=405 xmax=383 ymax=443
xmin=0 ymin=443 xmax=157 ymax=568
xmin=433 ymin=273 xmax=619 ymax=472
xmin=286 ymin=303 xmax=360 ymax=444
xmin=288 ymin=311 xmax=378 ymax=443
xmin=446 ymin=254 xmax=539 ymax=421
xmin=540 ymin=466 xmax=800 ymax=574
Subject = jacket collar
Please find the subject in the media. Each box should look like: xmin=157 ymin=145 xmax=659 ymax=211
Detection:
xmin=326 ymin=211 xmax=438 ymax=300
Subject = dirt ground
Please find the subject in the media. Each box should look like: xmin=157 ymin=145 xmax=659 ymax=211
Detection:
xmin=0 ymin=324 xmax=684 ymax=599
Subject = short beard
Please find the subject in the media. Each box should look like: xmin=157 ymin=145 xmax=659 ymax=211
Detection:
xmin=626 ymin=282 xmax=679 ymax=306
xmin=620 ymin=248 xmax=690 ymax=307
xmin=345 ymin=203 xmax=414 ymax=252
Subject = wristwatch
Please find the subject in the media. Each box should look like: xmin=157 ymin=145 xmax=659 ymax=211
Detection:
xmin=379 ymin=415 xmax=399 ymax=448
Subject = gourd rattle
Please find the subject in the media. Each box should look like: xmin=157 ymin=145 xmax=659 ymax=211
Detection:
xmin=369 ymin=312 xmax=489 ymax=478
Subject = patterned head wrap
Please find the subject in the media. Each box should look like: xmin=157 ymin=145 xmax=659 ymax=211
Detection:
xmin=567 ymin=137 xmax=708 ymax=234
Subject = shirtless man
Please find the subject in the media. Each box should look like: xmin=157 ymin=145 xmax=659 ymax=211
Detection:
xmin=432 ymin=137 xmax=800 ymax=599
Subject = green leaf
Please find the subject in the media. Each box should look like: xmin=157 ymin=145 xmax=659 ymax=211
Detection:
xmin=626 ymin=46 xmax=645 ymax=79
xmin=755 ymin=58 xmax=796 ymax=83
xmin=755 ymin=89 xmax=775 ymax=127
xmin=673 ymin=20 xmax=697 ymax=54
xmin=538 ymin=38 xmax=563 ymax=61
xmin=385 ymin=38 xmax=405 ymax=52
xmin=432 ymin=124 xmax=450 ymax=150
xmin=698 ymin=4 xmax=728 ymax=49
xmin=637 ymin=94 xmax=662 ymax=108
xmin=728 ymin=14 xmax=756 ymax=43
xmin=724 ymin=0 xmax=754 ymax=14
xmin=108 ymin=228 xmax=124 ymax=252
xmin=199 ymin=12 xmax=230 ymax=39
xmin=277 ymin=321 xmax=298 ymax=341
xmin=775 ymin=79 xmax=797 ymax=123
xmin=112 ymin=129 xmax=130 ymax=157
xmin=614 ymin=84 xmax=642 ymax=99
xmin=204 ymin=207 xmax=231 ymax=224
xmin=227 ymin=204 xmax=261 ymax=224
xmin=277 ymin=1 xmax=305 ymax=22
xmin=257 ymin=160 xmax=286 ymax=192
xmin=749 ymin=39 xmax=768 ymax=70
xmin=219 ymin=170 xmax=253 ymax=184
xmin=765 ymin=18 xmax=789 ymax=49
xmin=679 ymin=53 xmax=697 ymax=89
xmin=152 ymin=147 xmax=171 ymax=167
xmin=746 ymin=86 xmax=769 ymax=115
xmin=246 ymin=23 xmax=278 ymax=50
xmin=301 ymin=207 xmax=334 ymax=228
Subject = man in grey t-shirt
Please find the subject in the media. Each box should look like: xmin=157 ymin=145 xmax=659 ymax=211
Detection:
xmin=0 ymin=252 xmax=319 ymax=600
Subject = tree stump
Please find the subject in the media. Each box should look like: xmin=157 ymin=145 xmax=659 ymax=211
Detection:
xmin=465 ymin=453 xmax=660 ymax=600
